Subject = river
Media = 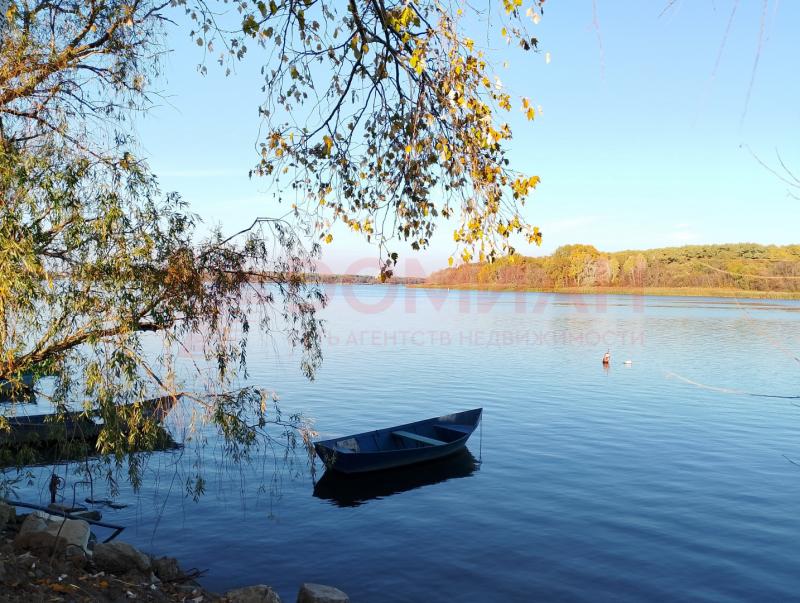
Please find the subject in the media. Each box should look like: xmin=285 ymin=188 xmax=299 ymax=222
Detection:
xmin=11 ymin=286 xmax=800 ymax=602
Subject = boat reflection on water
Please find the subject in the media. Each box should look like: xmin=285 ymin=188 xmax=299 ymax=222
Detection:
xmin=0 ymin=372 xmax=36 ymax=403
xmin=0 ymin=427 xmax=181 ymax=468
xmin=0 ymin=395 xmax=182 ymax=467
xmin=313 ymin=449 xmax=480 ymax=508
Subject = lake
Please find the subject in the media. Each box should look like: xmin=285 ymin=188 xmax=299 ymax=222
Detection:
xmin=10 ymin=286 xmax=800 ymax=602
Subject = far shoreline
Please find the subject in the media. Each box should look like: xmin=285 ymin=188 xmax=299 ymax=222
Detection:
xmin=408 ymin=283 xmax=800 ymax=301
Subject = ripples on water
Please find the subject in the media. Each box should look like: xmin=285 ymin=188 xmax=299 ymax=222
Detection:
xmin=10 ymin=287 xmax=800 ymax=602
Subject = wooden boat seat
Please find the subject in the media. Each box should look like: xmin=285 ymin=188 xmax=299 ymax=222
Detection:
xmin=392 ymin=430 xmax=445 ymax=447
xmin=435 ymin=424 xmax=472 ymax=435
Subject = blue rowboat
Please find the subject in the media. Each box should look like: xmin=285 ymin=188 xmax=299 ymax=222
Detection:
xmin=314 ymin=408 xmax=482 ymax=474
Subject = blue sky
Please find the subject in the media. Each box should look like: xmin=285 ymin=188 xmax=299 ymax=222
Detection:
xmin=137 ymin=1 xmax=799 ymax=275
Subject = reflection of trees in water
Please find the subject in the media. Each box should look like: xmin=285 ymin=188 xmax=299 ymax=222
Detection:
xmin=0 ymin=395 xmax=314 ymax=524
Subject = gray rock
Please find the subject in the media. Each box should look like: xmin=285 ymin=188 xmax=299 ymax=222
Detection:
xmin=93 ymin=541 xmax=151 ymax=574
xmin=226 ymin=585 xmax=282 ymax=603
xmin=18 ymin=513 xmax=47 ymax=536
xmin=0 ymin=501 xmax=15 ymax=529
xmin=14 ymin=514 xmax=55 ymax=555
xmin=14 ymin=514 xmax=90 ymax=557
xmin=152 ymin=556 xmax=182 ymax=582
xmin=297 ymin=583 xmax=349 ymax=603
xmin=44 ymin=517 xmax=90 ymax=553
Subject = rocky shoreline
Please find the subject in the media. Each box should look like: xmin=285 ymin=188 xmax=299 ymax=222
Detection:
xmin=0 ymin=502 xmax=348 ymax=603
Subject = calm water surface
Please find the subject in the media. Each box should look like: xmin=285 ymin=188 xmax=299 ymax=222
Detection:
xmin=14 ymin=287 xmax=800 ymax=602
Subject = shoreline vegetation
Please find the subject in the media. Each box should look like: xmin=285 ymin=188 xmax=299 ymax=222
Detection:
xmin=317 ymin=274 xmax=425 ymax=285
xmin=323 ymin=243 xmax=800 ymax=301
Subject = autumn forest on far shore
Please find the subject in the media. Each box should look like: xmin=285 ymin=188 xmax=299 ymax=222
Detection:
xmin=422 ymin=243 xmax=800 ymax=298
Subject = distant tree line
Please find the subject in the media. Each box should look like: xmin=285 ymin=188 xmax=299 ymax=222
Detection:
xmin=317 ymin=274 xmax=425 ymax=285
xmin=427 ymin=244 xmax=800 ymax=292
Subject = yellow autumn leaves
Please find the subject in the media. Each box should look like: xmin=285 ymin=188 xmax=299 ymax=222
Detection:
xmin=502 ymin=0 xmax=524 ymax=13
xmin=409 ymin=48 xmax=426 ymax=74
xmin=387 ymin=5 xmax=419 ymax=31
xmin=521 ymin=97 xmax=537 ymax=121
xmin=511 ymin=175 xmax=541 ymax=199
xmin=249 ymin=1 xmax=546 ymax=280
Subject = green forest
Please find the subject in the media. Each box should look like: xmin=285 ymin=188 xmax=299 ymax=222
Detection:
xmin=426 ymin=243 xmax=800 ymax=296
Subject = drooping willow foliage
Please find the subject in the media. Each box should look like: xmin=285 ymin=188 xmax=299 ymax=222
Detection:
xmin=0 ymin=0 xmax=324 ymax=487
xmin=0 ymin=0 xmax=545 ymax=491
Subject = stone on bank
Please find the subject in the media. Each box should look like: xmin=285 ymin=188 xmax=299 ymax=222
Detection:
xmin=152 ymin=555 xmax=183 ymax=581
xmin=13 ymin=512 xmax=90 ymax=558
xmin=297 ymin=583 xmax=350 ymax=603
xmin=0 ymin=501 xmax=15 ymax=530
xmin=2 ymin=502 xmax=350 ymax=602
xmin=225 ymin=584 xmax=282 ymax=602
xmin=94 ymin=540 xmax=152 ymax=573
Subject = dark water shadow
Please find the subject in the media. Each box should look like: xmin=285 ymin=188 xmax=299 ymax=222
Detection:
xmin=0 ymin=376 xmax=36 ymax=404
xmin=0 ymin=427 xmax=180 ymax=469
xmin=313 ymin=448 xmax=480 ymax=508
